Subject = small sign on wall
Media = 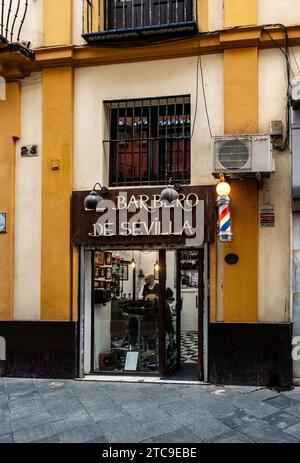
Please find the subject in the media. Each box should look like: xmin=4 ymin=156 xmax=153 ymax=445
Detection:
xmin=0 ymin=213 xmax=6 ymax=233
xmin=260 ymin=204 xmax=275 ymax=228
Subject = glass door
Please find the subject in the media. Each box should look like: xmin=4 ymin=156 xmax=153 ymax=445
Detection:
xmin=197 ymin=248 xmax=205 ymax=381
xmin=174 ymin=249 xmax=204 ymax=381
xmin=159 ymin=250 xmax=181 ymax=376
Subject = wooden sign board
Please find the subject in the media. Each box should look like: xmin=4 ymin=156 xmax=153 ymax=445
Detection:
xmin=71 ymin=186 xmax=216 ymax=248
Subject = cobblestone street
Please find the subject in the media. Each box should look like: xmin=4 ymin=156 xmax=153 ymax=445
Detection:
xmin=1 ymin=378 xmax=300 ymax=443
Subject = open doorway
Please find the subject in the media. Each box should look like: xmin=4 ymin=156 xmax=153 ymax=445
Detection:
xmin=163 ymin=249 xmax=204 ymax=381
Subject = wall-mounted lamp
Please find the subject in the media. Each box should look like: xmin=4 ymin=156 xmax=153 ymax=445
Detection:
xmin=84 ymin=183 xmax=108 ymax=212
xmin=216 ymin=176 xmax=233 ymax=242
xmin=160 ymin=177 xmax=180 ymax=202
xmin=216 ymin=180 xmax=231 ymax=197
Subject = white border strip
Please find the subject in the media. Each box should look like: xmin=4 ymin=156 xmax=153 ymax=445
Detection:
xmin=80 ymin=375 xmax=207 ymax=386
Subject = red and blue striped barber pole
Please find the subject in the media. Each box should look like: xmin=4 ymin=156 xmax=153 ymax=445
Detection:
xmin=217 ymin=195 xmax=233 ymax=242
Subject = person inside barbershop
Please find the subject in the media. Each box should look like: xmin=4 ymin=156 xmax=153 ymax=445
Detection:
xmin=138 ymin=273 xmax=159 ymax=301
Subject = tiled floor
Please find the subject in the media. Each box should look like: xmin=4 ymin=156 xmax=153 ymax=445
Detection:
xmin=2 ymin=378 xmax=300 ymax=443
xmin=181 ymin=331 xmax=198 ymax=364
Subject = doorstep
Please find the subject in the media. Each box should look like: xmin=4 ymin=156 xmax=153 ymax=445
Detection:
xmin=79 ymin=375 xmax=207 ymax=386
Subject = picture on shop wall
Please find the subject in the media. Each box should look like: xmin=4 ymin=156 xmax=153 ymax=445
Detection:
xmin=120 ymin=263 xmax=128 ymax=280
xmin=106 ymin=267 xmax=112 ymax=280
xmin=105 ymin=253 xmax=112 ymax=265
xmin=95 ymin=251 xmax=104 ymax=265
xmin=100 ymin=268 xmax=106 ymax=278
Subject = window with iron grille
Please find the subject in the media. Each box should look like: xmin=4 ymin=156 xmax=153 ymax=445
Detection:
xmin=105 ymin=96 xmax=191 ymax=186
xmin=106 ymin=0 xmax=194 ymax=30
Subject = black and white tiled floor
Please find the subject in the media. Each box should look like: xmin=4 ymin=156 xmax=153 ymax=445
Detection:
xmin=109 ymin=331 xmax=198 ymax=369
xmin=181 ymin=331 xmax=198 ymax=364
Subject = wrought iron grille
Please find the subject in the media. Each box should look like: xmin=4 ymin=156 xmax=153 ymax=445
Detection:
xmin=0 ymin=0 xmax=29 ymax=42
xmin=105 ymin=96 xmax=191 ymax=186
xmin=83 ymin=0 xmax=196 ymax=34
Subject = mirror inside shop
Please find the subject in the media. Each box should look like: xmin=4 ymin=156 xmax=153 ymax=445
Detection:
xmin=92 ymin=250 xmax=199 ymax=374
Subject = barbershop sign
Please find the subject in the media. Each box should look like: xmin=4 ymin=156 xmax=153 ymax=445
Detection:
xmin=72 ymin=186 xmax=215 ymax=248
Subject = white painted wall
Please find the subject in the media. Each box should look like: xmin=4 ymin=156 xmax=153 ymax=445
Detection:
xmin=14 ymin=72 xmax=42 ymax=321
xmin=21 ymin=0 xmax=43 ymax=47
xmin=74 ymin=54 xmax=223 ymax=189
xmin=258 ymin=49 xmax=291 ymax=322
xmin=258 ymin=0 xmax=300 ymax=26
xmin=209 ymin=0 xmax=224 ymax=31
xmin=73 ymin=0 xmax=85 ymax=46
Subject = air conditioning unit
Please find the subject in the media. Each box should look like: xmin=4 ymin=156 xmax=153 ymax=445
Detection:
xmin=212 ymin=135 xmax=275 ymax=177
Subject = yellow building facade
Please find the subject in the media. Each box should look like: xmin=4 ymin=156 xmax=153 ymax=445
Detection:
xmin=0 ymin=0 xmax=299 ymax=385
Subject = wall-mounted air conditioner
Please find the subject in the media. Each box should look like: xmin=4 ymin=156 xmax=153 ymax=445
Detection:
xmin=212 ymin=135 xmax=275 ymax=177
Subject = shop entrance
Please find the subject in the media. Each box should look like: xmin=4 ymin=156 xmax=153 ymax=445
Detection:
xmin=164 ymin=249 xmax=205 ymax=381
xmin=87 ymin=248 xmax=205 ymax=381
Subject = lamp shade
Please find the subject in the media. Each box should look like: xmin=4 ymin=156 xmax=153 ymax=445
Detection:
xmin=216 ymin=181 xmax=231 ymax=197
xmin=160 ymin=185 xmax=179 ymax=202
xmin=84 ymin=190 xmax=103 ymax=211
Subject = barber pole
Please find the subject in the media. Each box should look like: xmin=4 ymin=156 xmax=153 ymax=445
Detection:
xmin=217 ymin=195 xmax=233 ymax=242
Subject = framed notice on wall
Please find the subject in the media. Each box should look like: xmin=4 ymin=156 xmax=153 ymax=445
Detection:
xmin=260 ymin=204 xmax=275 ymax=228
xmin=0 ymin=213 xmax=6 ymax=233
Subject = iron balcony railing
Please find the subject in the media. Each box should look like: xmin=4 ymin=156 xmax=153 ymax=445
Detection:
xmin=83 ymin=0 xmax=198 ymax=43
xmin=0 ymin=0 xmax=29 ymax=44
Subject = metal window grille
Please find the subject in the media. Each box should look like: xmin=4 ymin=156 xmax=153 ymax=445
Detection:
xmin=0 ymin=0 xmax=29 ymax=42
xmin=83 ymin=0 xmax=195 ymax=33
xmin=106 ymin=0 xmax=194 ymax=30
xmin=104 ymin=95 xmax=191 ymax=186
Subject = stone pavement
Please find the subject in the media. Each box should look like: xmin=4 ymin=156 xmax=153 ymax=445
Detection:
xmin=1 ymin=378 xmax=300 ymax=443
